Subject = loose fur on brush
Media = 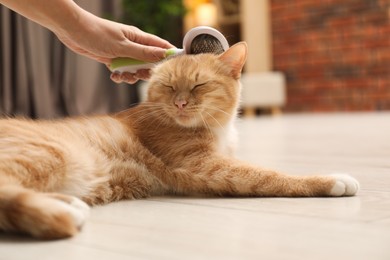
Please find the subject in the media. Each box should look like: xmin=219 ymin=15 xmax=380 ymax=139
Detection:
xmin=0 ymin=42 xmax=359 ymax=239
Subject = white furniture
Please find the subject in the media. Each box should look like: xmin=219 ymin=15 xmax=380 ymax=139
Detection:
xmin=240 ymin=72 xmax=286 ymax=115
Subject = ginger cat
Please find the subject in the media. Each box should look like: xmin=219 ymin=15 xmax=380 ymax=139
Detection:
xmin=0 ymin=42 xmax=359 ymax=239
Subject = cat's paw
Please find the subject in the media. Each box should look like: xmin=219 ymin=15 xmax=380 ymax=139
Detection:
xmin=49 ymin=194 xmax=90 ymax=230
xmin=61 ymin=196 xmax=90 ymax=230
xmin=329 ymin=174 xmax=360 ymax=196
xmin=8 ymin=192 xmax=91 ymax=239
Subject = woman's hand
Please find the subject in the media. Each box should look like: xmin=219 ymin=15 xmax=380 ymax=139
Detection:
xmin=55 ymin=11 xmax=173 ymax=84
xmin=0 ymin=0 xmax=174 ymax=84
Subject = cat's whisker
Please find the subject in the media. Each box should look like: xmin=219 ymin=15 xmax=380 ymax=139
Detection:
xmin=122 ymin=104 xmax=167 ymax=122
xmin=199 ymin=113 xmax=214 ymax=139
xmin=131 ymin=104 xmax=175 ymax=131
xmin=131 ymin=109 xmax=165 ymax=126
xmin=204 ymin=111 xmax=226 ymax=132
xmin=124 ymin=107 xmax=162 ymax=125
xmin=114 ymin=101 xmax=164 ymax=116
xmin=151 ymin=112 xmax=172 ymax=132
xmin=124 ymin=110 xmax=155 ymax=124
xmin=203 ymin=105 xmax=232 ymax=117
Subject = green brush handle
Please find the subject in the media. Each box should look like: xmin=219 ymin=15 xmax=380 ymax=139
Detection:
xmin=109 ymin=48 xmax=183 ymax=73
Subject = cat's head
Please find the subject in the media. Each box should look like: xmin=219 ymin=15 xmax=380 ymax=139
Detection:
xmin=146 ymin=42 xmax=247 ymax=128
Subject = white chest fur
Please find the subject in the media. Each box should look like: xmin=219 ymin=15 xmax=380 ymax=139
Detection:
xmin=212 ymin=118 xmax=238 ymax=157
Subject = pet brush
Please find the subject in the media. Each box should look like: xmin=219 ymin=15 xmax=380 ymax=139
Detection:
xmin=109 ymin=26 xmax=229 ymax=73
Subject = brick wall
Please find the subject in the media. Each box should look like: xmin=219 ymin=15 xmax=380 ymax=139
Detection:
xmin=270 ymin=0 xmax=390 ymax=112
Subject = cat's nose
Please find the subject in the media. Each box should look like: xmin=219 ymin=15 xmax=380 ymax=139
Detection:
xmin=175 ymin=100 xmax=187 ymax=109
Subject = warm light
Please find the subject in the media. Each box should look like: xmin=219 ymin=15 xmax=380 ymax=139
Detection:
xmin=195 ymin=3 xmax=217 ymax=26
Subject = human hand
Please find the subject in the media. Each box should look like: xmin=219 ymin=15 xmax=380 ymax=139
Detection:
xmin=1 ymin=0 xmax=173 ymax=84
xmin=54 ymin=11 xmax=174 ymax=84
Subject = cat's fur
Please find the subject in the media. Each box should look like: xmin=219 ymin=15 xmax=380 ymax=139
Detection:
xmin=0 ymin=42 xmax=359 ymax=239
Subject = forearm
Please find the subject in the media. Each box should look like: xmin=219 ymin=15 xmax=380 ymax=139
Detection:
xmin=1 ymin=0 xmax=172 ymax=76
xmin=0 ymin=0 xmax=86 ymax=34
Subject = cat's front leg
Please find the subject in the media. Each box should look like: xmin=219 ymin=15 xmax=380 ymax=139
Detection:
xmin=168 ymin=156 xmax=359 ymax=197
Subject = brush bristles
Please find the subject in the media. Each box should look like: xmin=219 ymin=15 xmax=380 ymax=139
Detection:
xmin=189 ymin=34 xmax=225 ymax=55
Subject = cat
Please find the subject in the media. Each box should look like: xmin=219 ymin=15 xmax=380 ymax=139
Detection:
xmin=0 ymin=42 xmax=359 ymax=239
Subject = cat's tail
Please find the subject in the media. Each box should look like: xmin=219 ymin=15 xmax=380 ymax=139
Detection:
xmin=0 ymin=184 xmax=90 ymax=239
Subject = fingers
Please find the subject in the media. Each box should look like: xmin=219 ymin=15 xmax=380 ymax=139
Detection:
xmin=117 ymin=42 xmax=169 ymax=62
xmin=133 ymin=69 xmax=151 ymax=81
xmin=111 ymin=72 xmax=138 ymax=84
xmin=132 ymin=30 xmax=174 ymax=49
xmin=110 ymin=69 xmax=151 ymax=84
xmin=117 ymin=26 xmax=175 ymax=62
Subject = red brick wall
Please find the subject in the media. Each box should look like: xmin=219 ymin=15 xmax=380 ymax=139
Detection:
xmin=270 ymin=0 xmax=390 ymax=112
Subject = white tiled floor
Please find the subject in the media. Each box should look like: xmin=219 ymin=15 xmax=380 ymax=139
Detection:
xmin=1 ymin=112 xmax=390 ymax=260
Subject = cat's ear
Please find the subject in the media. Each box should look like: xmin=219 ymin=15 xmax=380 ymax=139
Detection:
xmin=219 ymin=42 xmax=248 ymax=79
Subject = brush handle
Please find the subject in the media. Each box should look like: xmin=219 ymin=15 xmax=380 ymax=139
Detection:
xmin=109 ymin=48 xmax=184 ymax=73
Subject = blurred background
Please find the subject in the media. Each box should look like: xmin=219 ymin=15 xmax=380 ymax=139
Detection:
xmin=1 ymin=0 xmax=389 ymax=118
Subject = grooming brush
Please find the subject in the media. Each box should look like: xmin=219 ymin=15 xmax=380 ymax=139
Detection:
xmin=109 ymin=26 xmax=229 ymax=73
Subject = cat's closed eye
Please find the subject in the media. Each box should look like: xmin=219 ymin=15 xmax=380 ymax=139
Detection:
xmin=162 ymin=84 xmax=175 ymax=92
xmin=192 ymin=82 xmax=208 ymax=91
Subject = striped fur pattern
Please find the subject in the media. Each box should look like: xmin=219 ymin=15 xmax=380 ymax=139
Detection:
xmin=0 ymin=42 xmax=359 ymax=239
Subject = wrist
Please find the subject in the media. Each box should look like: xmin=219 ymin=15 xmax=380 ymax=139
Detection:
xmin=0 ymin=0 xmax=86 ymax=35
xmin=46 ymin=1 xmax=86 ymax=35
